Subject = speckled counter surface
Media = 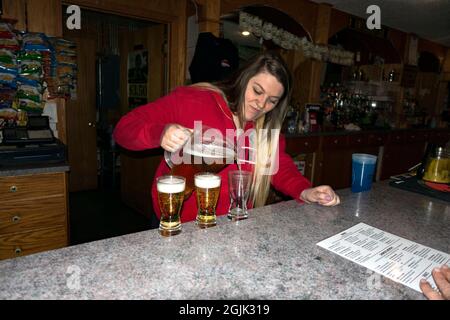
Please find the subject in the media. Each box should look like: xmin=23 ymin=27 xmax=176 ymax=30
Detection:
xmin=0 ymin=162 xmax=69 ymax=176
xmin=0 ymin=181 xmax=448 ymax=300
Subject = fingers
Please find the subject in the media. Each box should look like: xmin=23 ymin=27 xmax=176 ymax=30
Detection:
xmin=321 ymin=194 xmax=340 ymax=206
xmin=161 ymin=132 xmax=186 ymax=152
xmin=420 ymin=279 xmax=443 ymax=300
xmin=314 ymin=186 xmax=340 ymax=206
xmin=419 ymin=266 xmax=450 ymax=300
xmin=161 ymin=124 xmax=192 ymax=152
xmin=420 ymin=279 xmax=444 ymax=300
xmin=315 ymin=191 xmax=333 ymax=204
xmin=300 ymin=186 xmax=340 ymax=207
xmin=433 ymin=266 xmax=450 ymax=299
xmin=442 ymin=264 xmax=450 ymax=282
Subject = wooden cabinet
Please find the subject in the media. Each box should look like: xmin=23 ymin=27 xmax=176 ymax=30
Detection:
xmin=368 ymin=132 xmax=387 ymax=146
xmin=268 ymin=135 xmax=320 ymax=204
xmin=283 ymin=129 xmax=448 ymax=192
xmin=317 ymin=133 xmax=380 ymax=189
xmin=285 ymin=135 xmax=320 ymax=182
xmin=285 ymin=135 xmax=320 ymax=155
xmin=429 ymin=129 xmax=450 ymax=145
xmin=269 ymin=129 xmax=449 ymax=204
xmin=316 ymin=147 xmax=352 ymax=189
xmin=0 ymin=172 xmax=68 ymax=260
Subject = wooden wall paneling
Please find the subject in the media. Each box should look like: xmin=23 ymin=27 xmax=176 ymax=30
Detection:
xmin=119 ymin=27 xmax=128 ymax=117
xmin=2 ymin=0 xmax=27 ymax=31
xmin=292 ymin=1 xmax=331 ymax=106
xmin=197 ymin=0 xmax=221 ymax=37
xmin=441 ymin=48 xmax=450 ymax=91
xmin=65 ymin=0 xmax=187 ymax=89
xmin=119 ymin=25 xmax=166 ymax=114
xmin=328 ymin=8 xmax=348 ymax=39
xmin=314 ymin=3 xmax=332 ymax=45
xmin=64 ymin=172 xmax=70 ymax=243
xmin=120 ymin=150 xmax=163 ymax=218
xmin=388 ymin=29 xmax=407 ymax=64
xmin=55 ymin=98 xmax=67 ymax=145
xmin=169 ymin=10 xmax=187 ymax=88
xmin=304 ymin=3 xmax=332 ymax=104
xmin=148 ymin=25 xmax=166 ymax=101
xmin=118 ymin=24 xmax=166 ymax=218
xmin=64 ymin=0 xmax=181 ymax=22
xmin=64 ymin=34 xmax=98 ymax=191
xmin=443 ymin=48 xmax=450 ymax=73
xmin=293 ymin=57 xmax=312 ymax=110
xmin=26 ymin=0 xmax=63 ymax=36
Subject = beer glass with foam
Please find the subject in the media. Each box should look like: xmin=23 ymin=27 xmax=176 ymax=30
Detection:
xmin=195 ymin=173 xmax=221 ymax=228
xmin=157 ymin=175 xmax=185 ymax=236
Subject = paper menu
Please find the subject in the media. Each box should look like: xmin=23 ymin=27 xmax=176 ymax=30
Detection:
xmin=316 ymin=223 xmax=450 ymax=293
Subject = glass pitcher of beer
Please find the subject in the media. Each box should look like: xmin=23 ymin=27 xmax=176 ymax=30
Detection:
xmin=164 ymin=126 xmax=235 ymax=199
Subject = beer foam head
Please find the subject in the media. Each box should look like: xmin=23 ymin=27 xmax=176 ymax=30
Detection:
xmin=195 ymin=173 xmax=221 ymax=188
xmin=157 ymin=176 xmax=186 ymax=193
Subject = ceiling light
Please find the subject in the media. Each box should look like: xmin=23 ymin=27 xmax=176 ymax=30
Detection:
xmin=241 ymin=30 xmax=250 ymax=36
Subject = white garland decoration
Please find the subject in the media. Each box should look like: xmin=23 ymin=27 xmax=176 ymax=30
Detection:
xmin=239 ymin=12 xmax=354 ymax=66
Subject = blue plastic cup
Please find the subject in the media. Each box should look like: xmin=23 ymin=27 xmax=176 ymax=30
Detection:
xmin=351 ymin=153 xmax=377 ymax=193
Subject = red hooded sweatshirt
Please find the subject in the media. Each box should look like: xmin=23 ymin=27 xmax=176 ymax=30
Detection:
xmin=113 ymin=86 xmax=311 ymax=222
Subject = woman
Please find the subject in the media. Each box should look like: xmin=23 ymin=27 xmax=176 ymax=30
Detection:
xmin=113 ymin=51 xmax=340 ymax=223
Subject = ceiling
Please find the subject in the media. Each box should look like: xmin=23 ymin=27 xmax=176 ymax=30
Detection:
xmin=309 ymin=0 xmax=450 ymax=47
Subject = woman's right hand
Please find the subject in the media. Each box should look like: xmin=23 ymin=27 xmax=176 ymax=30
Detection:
xmin=160 ymin=124 xmax=193 ymax=152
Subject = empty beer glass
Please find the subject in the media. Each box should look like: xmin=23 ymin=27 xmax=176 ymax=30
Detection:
xmin=227 ymin=170 xmax=252 ymax=221
xmin=195 ymin=173 xmax=221 ymax=228
xmin=157 ymin=175 xmax=185 ymax=236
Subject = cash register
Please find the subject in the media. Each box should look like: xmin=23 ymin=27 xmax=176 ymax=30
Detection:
xmin=0 ymin=115 xmax=66 ymax=166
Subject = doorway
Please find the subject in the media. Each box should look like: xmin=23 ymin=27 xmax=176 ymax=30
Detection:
xmin=63 ymin=8 xmax=168 ymax=244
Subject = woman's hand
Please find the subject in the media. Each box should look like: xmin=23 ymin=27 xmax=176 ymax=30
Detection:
xmin=420 ymin=265 xmax=450 ymax=300
xmin=300 ymin=185 xmax=340 ymax=206
xmin=160 ymin=124 xmax=193 ymax=152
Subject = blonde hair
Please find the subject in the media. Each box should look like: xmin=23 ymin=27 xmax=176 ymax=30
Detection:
xmin=191 ymin=51 xmax=292 ymax=207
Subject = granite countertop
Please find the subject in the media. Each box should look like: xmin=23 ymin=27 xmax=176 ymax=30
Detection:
xmin=0 ymin=162 xmax=70 ymax=176
xmin=0 ymin=181 xmax=448 ymax=300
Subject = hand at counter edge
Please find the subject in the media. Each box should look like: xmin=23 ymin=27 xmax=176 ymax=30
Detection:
xmin=300 ymin=185 xmax=340 ymax=206
xmin=420 ymin=264 xmax=450 ymax=300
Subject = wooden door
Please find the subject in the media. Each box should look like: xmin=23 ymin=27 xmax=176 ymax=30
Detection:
xmin=65 ymin=35 xmax=98 ymax=191
xmin=118 ymin=24 xmax=167 ymax=218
